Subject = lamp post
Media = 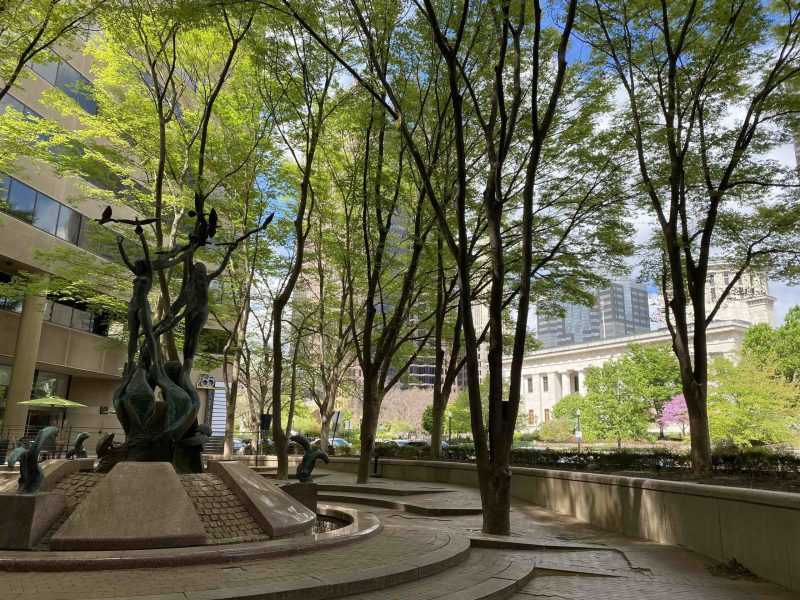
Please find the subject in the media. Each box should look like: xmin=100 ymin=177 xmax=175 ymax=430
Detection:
xmin=575 ymin=409 xmax=582 ymax=453
xmin=448 ymin=415 xmax=452 ymax=445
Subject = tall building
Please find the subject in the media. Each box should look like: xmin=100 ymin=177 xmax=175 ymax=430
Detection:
xmin=0 ymin=40 xmax=223 ymax=451
xmin=536 ymin=280 xmax=651 ymax=349
xmin=513 ymin=265 xmax=775 ymax=428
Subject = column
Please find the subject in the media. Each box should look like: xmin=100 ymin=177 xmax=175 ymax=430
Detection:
xmin=561 ymin=372 xmax=572 ymax=397
xmin=3 ymin=293 xmax=46 ymax=436
xmin=578 ymin=370 xmax=587 ymax=396
xmin=549 ymin=371 xmax=560 ymax=400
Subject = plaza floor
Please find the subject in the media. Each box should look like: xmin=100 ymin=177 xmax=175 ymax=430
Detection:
xmin=0 ymin=468 xmax=795 ymax=599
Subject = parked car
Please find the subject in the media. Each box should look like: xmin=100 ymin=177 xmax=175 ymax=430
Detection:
xmin=404 ymin=440 xmax=449 ymax=449
xmin=310 ymin=437 xmax=352 ymax=449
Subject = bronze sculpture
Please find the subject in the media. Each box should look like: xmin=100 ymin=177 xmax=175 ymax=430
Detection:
xmin=6 ymin=440 xmax=26 ymax=468
xmin=17 ymin=427 xmax=58 ymax=493
xmin=290 ymin=435 xmax=329 ymax=483
xmin=65 ymin=432 xmax=90 ymax=459
xmin=96 ymin=204 xmax=273 ymax=473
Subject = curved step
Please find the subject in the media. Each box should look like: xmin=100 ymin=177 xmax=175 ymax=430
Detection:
xmin=0 ymin=527 xmax=472 ymax=599
xmin=317 ymin=483 xmax=450 ymax=496
xmin=318 ymin=492 xmax=482 ymax=516
xmin=342 ymin=548 xmax=536 ymax=599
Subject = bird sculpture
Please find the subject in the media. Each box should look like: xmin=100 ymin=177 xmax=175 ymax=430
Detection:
xmin=17 ymin=426 xmax=58 ymax=494
xmin=290 ymin=435 xmax=329 ymax=483
xmin=65 ymin=432 xmax=90 ymax=459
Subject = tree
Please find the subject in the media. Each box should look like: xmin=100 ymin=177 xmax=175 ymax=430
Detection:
xmin=584 ymin=0 xmax=800 ymax=472
xmin=0 ymin=0 xmax=106 ymax=104
xmin=285 ymin=0 xmax=632 ymax=535
xmin=626 ymin=344 xmax=681 ymax=436
xmin=658 ymin=395 xmax=690 ymax=437
xmin=421 ymin=404 xmax=434 ymax=434
xmin=581 ymin=360 xmax=652 ymax=446
xmin=743 ymin=306 xmax=800 ymax=382
xmin=707 ymin=356 xmax=799 ymax=446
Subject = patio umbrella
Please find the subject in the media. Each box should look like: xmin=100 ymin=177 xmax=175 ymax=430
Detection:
xmin=18 ymin=396 xmax=88 ymax=428
xmin=18 ymin=396 xmax=88 ymax=409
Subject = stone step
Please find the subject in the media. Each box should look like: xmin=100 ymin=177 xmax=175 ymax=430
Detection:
xmin=317 ymin=491 xmax=482 ymax=516
xmin=341 ymin=548 xmax=536 ymax=600
xmin=317 ymin=483 xmax=450 ymax=496
xmin=0 ymin=527 xmax=473 ymax=599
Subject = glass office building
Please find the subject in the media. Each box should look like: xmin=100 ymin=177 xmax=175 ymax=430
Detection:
xmin=536 ymin=280 xmax=651 ymax=349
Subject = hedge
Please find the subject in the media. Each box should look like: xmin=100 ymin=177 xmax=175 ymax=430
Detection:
xmin=367 ymin=445 xmax=800 ymax=476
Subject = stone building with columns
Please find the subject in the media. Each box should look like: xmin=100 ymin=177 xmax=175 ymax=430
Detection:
xmin=509 ymin=267 xmax=775 ymax=428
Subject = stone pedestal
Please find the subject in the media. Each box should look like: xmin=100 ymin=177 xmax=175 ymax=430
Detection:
xmin=279 ymin=482 xmax=318 ymax=513
xmin=0 ymin=492 xmax=65 ymax=549
xmin=50 ymin=462 xmax=206 ymax=550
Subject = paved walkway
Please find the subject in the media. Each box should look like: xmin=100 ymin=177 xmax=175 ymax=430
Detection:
xmin=316 ymin=469 xmax=798 ymax=599
xmin=0 ymin=468 xmax=796 ymax=599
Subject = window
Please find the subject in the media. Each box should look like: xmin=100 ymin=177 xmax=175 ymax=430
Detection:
xmin=42 ymin=297 xmax=109 ymax=335
xmin=30 ymin=51 xmax=96 ymax=114
xmin=542 ymin=375 xmax=549 ymax=392
xmin=573 ymin=374 xmax=579 ymax=392
xmin=7 ymin=178 xmax=36 ymax=223
xmin=0 ymin=173 xmax=117 ymax=254
xmin=544 ymin=409 xmax=551 ymax=422
xmin=33 ymin=192 xmax=60 ymax=234
xmin=526 ymin=377 xmax=533 ymax=393
xmin=528 ymin=410 xmax=535 ymax=425
xmin=31 ymin=370 xmax=70 ymax=399
xmin=56 ymin=204 xmax=81 ymax=244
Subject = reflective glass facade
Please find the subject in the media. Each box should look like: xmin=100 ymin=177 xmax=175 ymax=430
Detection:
xmin=537 ymin=280 xmax=651 ymax=349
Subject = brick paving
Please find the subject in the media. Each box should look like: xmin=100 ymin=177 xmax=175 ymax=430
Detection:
xmin=1 ymin=468 xmax=797 ymax=599
xmin=36 ymin=472 xmax=105 ymax=548
xmin=0 ymin=526 xmax=458 ymax=599
xmin=179 ymin=474 xmax=267 ymax=544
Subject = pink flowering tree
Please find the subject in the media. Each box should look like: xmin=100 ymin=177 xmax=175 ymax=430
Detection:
xmin=658 ymin=395 xmax=690 ymax=437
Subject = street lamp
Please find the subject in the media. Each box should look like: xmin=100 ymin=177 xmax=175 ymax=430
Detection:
xmin=575 ymin=409 xmax=582 ymax=453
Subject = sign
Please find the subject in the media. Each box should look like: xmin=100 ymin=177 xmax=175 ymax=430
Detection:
xmin=196 ymin=374 xmax=216 ymax=389
xmin=575 ymin=430 xmax=582 ymax=440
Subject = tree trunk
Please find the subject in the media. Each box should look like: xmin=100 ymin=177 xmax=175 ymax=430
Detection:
xmin=272 ymin=304 xmax=289 ymax=479
xmin=320 ymin=412 xmax=332 ymax=453
xmin=684 ymin=381 xmax=712 ymax=473
xmin=357 ymin=379 xmax=380 ymax=483
xmin=481 ymin=463 xmax=511 ymax=535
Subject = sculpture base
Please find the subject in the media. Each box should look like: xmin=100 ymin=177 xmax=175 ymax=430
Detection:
xmin=279 ymin=482 xmax=318 ymax=513
xmin=50 ymin=462 xmax=206 ymax=550
xmin=0 ymin=492 xmax=65 ymax=549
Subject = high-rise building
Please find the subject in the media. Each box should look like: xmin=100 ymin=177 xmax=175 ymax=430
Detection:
xmin=536 ymin=280 xmax=651 ymax=349
xmin=0 ymin=40 xmax=224 ymax=450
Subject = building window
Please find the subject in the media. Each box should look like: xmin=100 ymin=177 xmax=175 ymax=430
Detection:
xmin=528 ymin=409 xmax=535 ymax=425
xmin=32 ymin=192 xmax=60 ymax=234
xmin=42 ymin=297 xmax=109 ymax=336
xmin=542 ymin=375 xmax=549 ymax=392
xmin=573 ymin=374 xmax=579 ymax=392
xmin=6 ymin=177 xmax=37 ymax=223
xmin=0 ymin=173 xmax=120 ymax=256
xmin=30 ymin=51 xmax=97 ymax=114
xmin=31 ymin=370 xmax=70 ymax=399
xmin=544 ymin=409 xmax=551 ymax=422
xmin=526 ymin=377 xmax=533 ymax=393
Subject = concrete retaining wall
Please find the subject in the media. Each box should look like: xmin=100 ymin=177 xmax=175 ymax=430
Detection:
xmin=326 ymin=457 xmax=800 ymax=593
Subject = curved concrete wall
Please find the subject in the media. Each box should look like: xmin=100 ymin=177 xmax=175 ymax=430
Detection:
xmin=326 ymin=457 xmax=800 ymax=594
